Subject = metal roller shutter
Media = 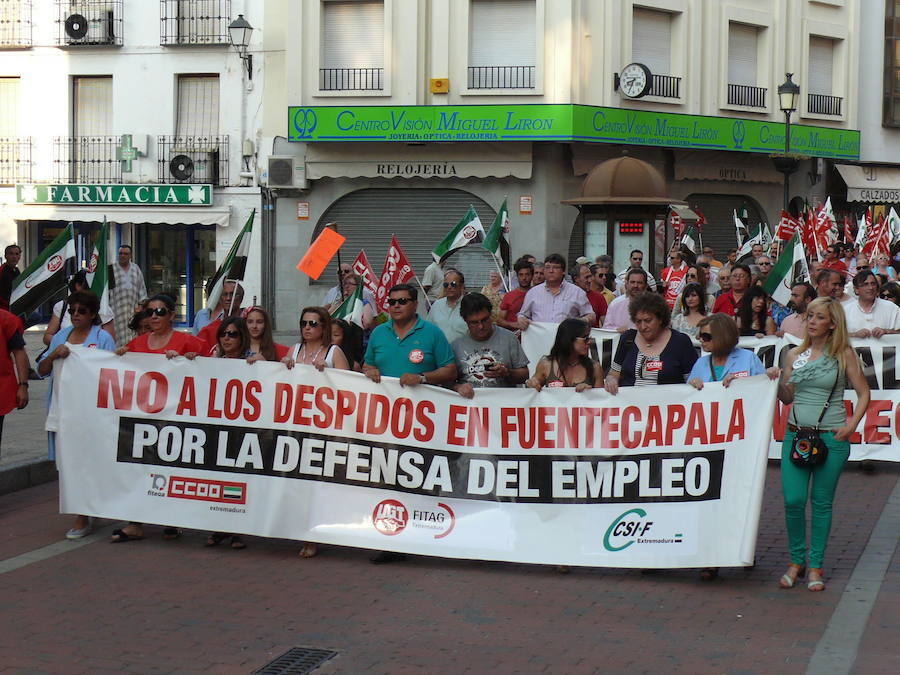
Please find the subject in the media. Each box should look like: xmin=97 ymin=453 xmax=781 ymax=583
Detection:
xmin=633 ymin=8 xmax=671 ymax=75
xmin=312 ymin=188 xmax=499 ymax=290
xmin=683 ymin=193 xmax=767 ymax=259
xmin=728 ymin=23 xmax=758 ymax=86
xmin=808 ymin=37 xmax=834 ymax=95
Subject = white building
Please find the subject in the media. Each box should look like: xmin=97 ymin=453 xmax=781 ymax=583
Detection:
xmin=259 ymin=0 xmax=860 ymax=328
xmin=0 ymin=0 xmax=265 ymax=326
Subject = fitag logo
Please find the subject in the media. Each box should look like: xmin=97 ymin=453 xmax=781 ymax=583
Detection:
xmin=732 ymin=120 xmax=746 ymax=149
xmin=292 ymin=108 xmax=318 ymax=139
xmin=603 ymin=508 xmax=654 ymax=551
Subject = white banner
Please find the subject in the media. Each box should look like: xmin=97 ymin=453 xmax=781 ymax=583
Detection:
xmin=522 ymin=323 xmax=900 ymax=462
xmin=55 ymin=349 xmax=776 ymax=568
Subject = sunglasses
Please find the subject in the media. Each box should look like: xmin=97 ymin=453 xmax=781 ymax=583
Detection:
xmin=299 ymin=319 xmax=320 ymax=328
xmin=387 ymin=297 xmax=413 ymax=306
xmin=219 ymin=330 xmax=241 ymax=338
xmin=880 ymin=293 xmax=893 ymax=299
xmin=698 ymin=262 xmax=710 ymax=268
xmin=149 ymin=307 xmax=170 ymax=316
xmin=575 ymin=336 xmax=596 ymax=345
xmin=443 ymin=281 xmax=460 ymax=288
xmin=67 ymin=306 xmax=90 ymax=316
xmin=698 ymin=332 xmax=713 ymax=342
xmin=631 ymin=258 xmax=643 ymax=263
xmin=758 ymin=262 xmax=772 ymax=266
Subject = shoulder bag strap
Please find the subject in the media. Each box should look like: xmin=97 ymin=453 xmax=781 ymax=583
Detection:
xmin=815 ymin=368 xmax=841 ymax=431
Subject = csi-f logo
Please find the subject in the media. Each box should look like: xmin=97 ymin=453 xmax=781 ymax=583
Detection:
xmin=291 ymin=108 xmax=318 ymax=138
xmin=603 ymin=508 xmax=653 ymax=551
xmin=373 ymin=499 xmax=408 ymax=535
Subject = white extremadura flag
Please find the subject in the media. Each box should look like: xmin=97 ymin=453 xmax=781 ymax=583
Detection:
xmin=762 ymin=233 xmax=808 ymax=306
xmin=9 ymin=224 xmax=76 ymax=317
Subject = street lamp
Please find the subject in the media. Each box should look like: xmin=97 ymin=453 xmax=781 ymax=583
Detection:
xmin=774 ymin=73 xmax=800 ymax=212
xmin=228 ymin=14 xmax=253 ymax=80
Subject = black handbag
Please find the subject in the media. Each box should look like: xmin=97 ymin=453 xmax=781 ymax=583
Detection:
xmin=789 ymin=370 xmax=839 ymax=468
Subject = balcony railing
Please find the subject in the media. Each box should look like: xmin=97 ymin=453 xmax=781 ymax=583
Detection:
xmin=0 ymin=137 xmax=32 ymax=185
xmin=55 ymin=0 xmax=123 ymax=46
xmin=319 ymin=68 xmax=383 ymax=91
xmin=727 ymin=84 xmax=767 ymax=108
xmin=160 ymin=0 xmax=231 ymax=45
xmin=0 ymin=1 xmax=32 ymax=48
xmin=650 ymin=74 xmax=681 ymax=99
xmin=808 ymin=93 xmax=843 ymax=116
xmin=158 ymin=135 xmax=229 ymax=186
xmin=467 ymin=66 xmax=536 ymax=89
xmin=53 ymin=136 xmax=122 ymax=183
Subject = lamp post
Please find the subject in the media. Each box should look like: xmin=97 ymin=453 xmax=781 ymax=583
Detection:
xmin=228 ymin=14 xmax=253 ymax=80
xmin=775 ymin=73 xmax=800 ymax=212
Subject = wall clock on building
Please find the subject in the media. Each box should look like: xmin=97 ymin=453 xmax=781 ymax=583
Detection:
xmin=617 ymin=63 xmax=652 ymax=98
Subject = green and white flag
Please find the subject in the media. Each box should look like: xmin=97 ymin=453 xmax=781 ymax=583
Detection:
xmin=482 ymin=199 xmax=511 ymax=270
xmin=762 ymin=233 xmax=809 ymax=306
xmin=888 ymin=207 xmax=900 ymax=246
xmin=85 ymin=219 xmax=113 ymax=320
xmin=680 ymin=221 xmax=699 ymax=254
xmin=9 ymin=223 xmax=76 ymax=317
xmin=737 ymin=224 xmax=764 ymax=260
xmin=734 ymin=210 xmax=749 ymax=247
xmin=206 ymin=209 xmax=255 ymax=312
xmin=432 ymin=205 xmax=485 ymax=263
xmin=331 ymin=282 xmax=365 ymax=326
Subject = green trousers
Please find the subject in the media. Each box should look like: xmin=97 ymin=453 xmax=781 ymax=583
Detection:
xmin=781 ymin=430 xmax=850 ymax=569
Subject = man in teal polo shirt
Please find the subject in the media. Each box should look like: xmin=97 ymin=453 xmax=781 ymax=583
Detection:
xmin=362 ymin=283 xmax=457 ymax=565
xmin=364 ymin=283 xmax=457 ymax=387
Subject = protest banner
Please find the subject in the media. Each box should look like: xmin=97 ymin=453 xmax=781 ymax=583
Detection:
xmin=55 ymin=349 xmax=774 ymax=568
xmin=521 ymin=323 xmax=900 ymax=462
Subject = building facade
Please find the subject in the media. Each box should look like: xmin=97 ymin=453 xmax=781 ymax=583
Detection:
xmin=0 ymin=0 xmax=264 ymax=325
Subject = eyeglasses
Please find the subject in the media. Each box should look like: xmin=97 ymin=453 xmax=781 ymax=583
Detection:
xmin=443 ymin=281 xmax=460 ymax=288
xmin=575 ymin=336 xmax=596 ymax=345
xmin=67 ymin=306 xmax=90 ymax=316
xmin=698 ymin=262 xmax=710 ymax=268
xmin=299 ymin=319 xmax=320 ymax=328
xmin=149 ymin=307 xmax=170 ymax=317
xmin=387 ymin=297 xmax=413 ymax=306
xmin=220 ymin=330 xmax=241 ymax=338
xmin=758 ymin=262 xmax=772 ymax=267
xmin=698 ymin=332 xmax=713 ymax=342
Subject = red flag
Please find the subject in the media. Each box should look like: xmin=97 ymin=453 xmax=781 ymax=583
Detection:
xmin=863 ymin=213 xmax=886 ymax=258
xmin=775 ymin=210 xmax=800 ymax=241
xmin=352 ymin=250 xmax=378 ymax=297
xmin=800 ymin=206 xmax=818 ymax=258
xmin=375 ymin=235 xmax=416 ymax=312
xmin=668 ymin=209 xmax=683 ymax=237
xmin=695 ymin=210 xmax=707 ymax=229
xmin=843 ymin=216 xmax=853 ymax=244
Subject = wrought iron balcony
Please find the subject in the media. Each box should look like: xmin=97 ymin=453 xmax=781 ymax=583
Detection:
xmin=0 ymin=1 xmax=32 ymax=48
xmin=319 ymin=68 xmax=384 ymax=91
xmin=160 ymin=0 xmax=232 ymax=45
xmin=467 ymin=66 xmax=536 ymax=89
xmin=808 ymin=93 xmax=843 ymax=116
xmin=158 ymin=135 xmax=229 ymax=186
xmin=55 ymin=0 xmax=123 ymax=47
xmin=0 ymin=137 xmax=32 ymax=185
xmin=650 ymin=74 xmax=681 ymax=99
xmin=727 ymin=84 xmax=767 ymax=108
xmin=53 ymin=136 xmax=122 ymax=183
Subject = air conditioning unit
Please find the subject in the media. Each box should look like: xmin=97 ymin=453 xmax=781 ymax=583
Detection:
xmin=266 ymin=156 xmax=307 ymax=189
xmin=64 ymin=6 xmax=116 ymax=45
xmin=168 ymin=150 xmax=220 ymax=184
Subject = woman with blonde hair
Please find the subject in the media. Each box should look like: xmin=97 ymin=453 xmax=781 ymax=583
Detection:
xmin=776 ymin=297 xmax=869 ymax=592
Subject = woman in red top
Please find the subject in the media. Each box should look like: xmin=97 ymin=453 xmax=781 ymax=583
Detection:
xmin=0 ymin=309 xmax=29 ymax=452
xmin=117 ymin=294 xmax=204 ymax=357
xmin=244 ymin=306 xmax=289 ymax=363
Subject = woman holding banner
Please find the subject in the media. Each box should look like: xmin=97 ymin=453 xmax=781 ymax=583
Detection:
xmin=776 ymin=297 xmax=869 ymax=591
xmin=604 ymin=292 xmax=697 ymax=393
xmin=525 ymin=318 xmax=603 ymax=392
xmin=244 ymin=306 xmax=288 ymax=363
xmin=37 ymin=290 xmax=115 ymax=539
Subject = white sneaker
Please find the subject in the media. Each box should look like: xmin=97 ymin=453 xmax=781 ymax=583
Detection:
xmin=66 ymin=519 xmax=93 ymax=540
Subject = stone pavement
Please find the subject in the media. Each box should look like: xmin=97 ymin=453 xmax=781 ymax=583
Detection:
xmin=1 ymin=329 xmax=51 ymax=470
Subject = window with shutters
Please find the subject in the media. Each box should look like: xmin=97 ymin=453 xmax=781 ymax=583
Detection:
xmin=726 ymin=23 xmax=766 ymax=109
xmin=158 ymin=75 xmax=228 ymax=186
xmin=0 ymin=0 xmax=32 ymax=48
xmin=467 ymin=0 xmax=536 ymax=89
xmin=0 ymin=77 xmax=30 ymax=184
xmin=885 ymin=1 xmax=900 ymax=127
xmin=54 ymin=76 xmax=120 ymax=183
xmin=807 ymin=36 xmax=841 ymax=116
xmin=632 ymin=7 xmax=680 ymax=99
xmin=160 ymin=0 xmax=232 ymax=45
xmin=320 ymin=0 xmax=384 ymax=91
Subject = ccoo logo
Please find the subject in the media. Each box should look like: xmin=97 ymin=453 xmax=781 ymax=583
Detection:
xmin=603 ymin=508 xmax=653 ymax=552
xmin=292 ymin=108 xmax=318 ymax=138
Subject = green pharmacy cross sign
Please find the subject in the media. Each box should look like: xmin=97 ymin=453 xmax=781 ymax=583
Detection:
xmin=287 ymin=104 xmax=860 ymax=160
xmin=15 ymin=184 xmax=213 ymax=206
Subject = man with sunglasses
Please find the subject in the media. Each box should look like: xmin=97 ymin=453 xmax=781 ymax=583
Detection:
xmin=613 ymin=250 xmax=657 ymax=295
xmin=451 ymin=292 xmax=528 ymax=399
xmin=426 ymin=269 xmax=468 ymax=342
xmin=517 ymin=254 xmax=594 ymax=331
xmin=844 ymin=270 xmax=900 ymax=338
xmin=821 ymin=243 xmax=848 ymax=277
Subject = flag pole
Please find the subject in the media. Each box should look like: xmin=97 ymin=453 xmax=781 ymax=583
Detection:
xmin=491 ymin=254 xmax=510 ymax=293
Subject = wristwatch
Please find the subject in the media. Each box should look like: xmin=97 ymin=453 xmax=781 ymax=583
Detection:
xmin=420 ymin=373 xmax=428 ymax=384
xmin=18 ymin=382 xmax=28 ymax=388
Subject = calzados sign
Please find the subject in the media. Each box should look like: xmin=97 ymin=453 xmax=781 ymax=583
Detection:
xmin=55 ymin=350 xmax=774 ymax=568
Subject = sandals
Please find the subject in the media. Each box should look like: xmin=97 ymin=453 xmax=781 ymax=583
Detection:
xmin=110 ymin=527 xmax=144 ymax=543
xmin=699 ymin=567 xmax=719 ymax=581
xmin=807 ymin=568 xmax=826 ymax=592
xmin=779 ymin=564 xmax=806 ymax=589
xmin=299 ymin=543 xmax=318 ymax=558
xmin=162 ymin=527 xmax=181 ymax=540
xmin=206 ymin=533 xmax=246 ymax=549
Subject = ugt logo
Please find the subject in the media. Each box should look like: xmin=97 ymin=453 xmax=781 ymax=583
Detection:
xmin=291 ymin=108 xmax=318 ymax=138
xmin=603 ymin=508 xmax=653 ymax=552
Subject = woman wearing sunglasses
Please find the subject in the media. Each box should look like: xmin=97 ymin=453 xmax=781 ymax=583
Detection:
xmin=43 ymin=271 xmax=115 ymax=346
xmin=526 ymin=318 xmax=602 ymax=392
xmin=878 ymin=281 xmax=900 ymax=307
xmin=116 ymin=294 xmax=204 ymax=358
xmin=244 ymin=306 xmax=289 ymax=363
xmin=37 ymin=290 xmax=115 ymax=539
xmin=283 ymin=307 xmax=349 ymax=372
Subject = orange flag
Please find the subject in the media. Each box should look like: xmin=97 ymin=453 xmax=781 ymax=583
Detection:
xmin=297 ymin=226 xmax=346 ymax=279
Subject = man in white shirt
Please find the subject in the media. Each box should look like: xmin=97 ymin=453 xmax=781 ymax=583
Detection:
xmin=844 ymin=270 xmax=900 ymax=338
xmin=604 ymin=268 xmax=649 ymax=332
xmin=614 ymin=250 xmax=657 ymax=295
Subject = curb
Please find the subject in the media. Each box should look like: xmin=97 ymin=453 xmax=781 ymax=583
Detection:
xmin=0 ymin=459 xmax=58 ymax=497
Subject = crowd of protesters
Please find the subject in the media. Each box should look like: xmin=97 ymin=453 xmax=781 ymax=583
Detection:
xmin=0 ymin=234 xmax=895 ymax=589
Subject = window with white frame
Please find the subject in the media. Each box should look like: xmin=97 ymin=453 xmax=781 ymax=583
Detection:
xmin=74 ymin=76 xmax=113 ymax=137
xmin=808 ymin=36 xmax=840 ymax=115
xmin=727 ymin=23 xmax=765 ymax=108
xmin=468 ymin=0 xmax=536 ymax=89
xmin=632 ymin=7 xmax=679 ymax=98
xmin=320 ymin=0 xmax=384 ymax=91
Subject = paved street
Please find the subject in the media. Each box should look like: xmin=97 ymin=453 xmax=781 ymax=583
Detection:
xmin=1 ymin=331 xmax=898 ymax=674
